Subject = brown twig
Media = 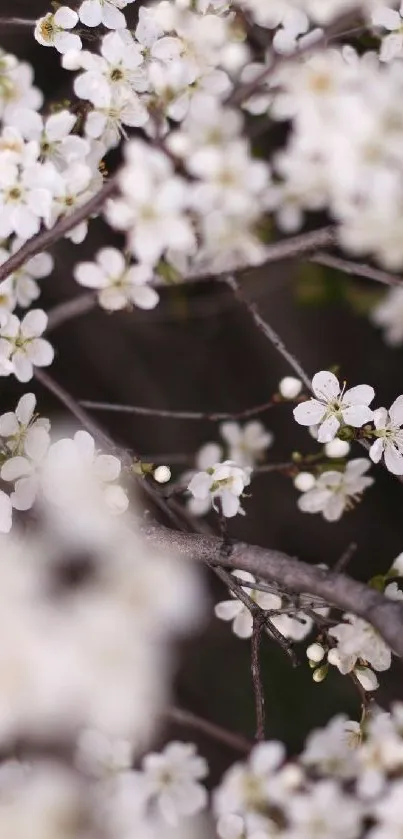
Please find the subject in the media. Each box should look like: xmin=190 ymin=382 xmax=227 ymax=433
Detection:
xmin=251 ymin=615 xmax=265 ymax=741
xmin=47 ymin=293 xmax=97 ymax=332
xmin=227 ymin=274 xmax=312 ymax=391
xmin=0 ymin=176 xmax=118 ymax=284
xmin=164 ymin=707 xmax=252 ymax=754
xmin=228 ymin=11 xmax=358 ymax=107
xmin=142 ymin=522 xmax=403 ymax=660
xmin=311 ymin=252 xmax=403 ymax=288
xmin=80 ymin=397 xmax=277 ymax=422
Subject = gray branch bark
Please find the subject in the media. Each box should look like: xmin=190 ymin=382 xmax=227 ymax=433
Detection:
xmin=143 ymin=522 xmax=403 ymax=659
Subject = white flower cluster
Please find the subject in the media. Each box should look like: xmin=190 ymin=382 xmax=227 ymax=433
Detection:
xmin=188 ymin=460 xmax=251 ymax=518
xmin=293 ymin=373 xmax=403 ymax=515
xmin=237 ymin=0 xmax=387 ymax=27
xmin=215 ymin=569 xmax=328 ymax=641
xmin=0 ymin=393 xmax=130 ymax=533
xmin=184 ymin=420 xmax=272 ymax=516
xmin=213 ymin=703 xmax=403 ymax=839
xmin=0 ymin=514 xmax=204 ymax=746
xmin=296 ymin=458 xmax=374 ymax=522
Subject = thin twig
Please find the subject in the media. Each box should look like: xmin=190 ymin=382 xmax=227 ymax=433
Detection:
xmin=334 ymin=542 xmax=358 ymax=574
xmin=47 ymin=293 xmax=97 ymax=332
xmin=227 ymin=274 xmax=312 ymax=391
xmin=164 ymin=707 xmax=252 ymax=754
xmin=251 ymin=615 xmax=265 ymax=741
xmin=311 ymin=252 xmax=403 ymax=288
xmin=80 ymin=397 xmax=277 ymax=422
xmin=213 ymin=564 xmax=298 ymax=665
xmin=0 ymin=176 xmax=118 ymax=284
xmin=0 ymin=17 xmax=36 ymax=26
xmin=228 ymin=10 xmax=358 ymax=106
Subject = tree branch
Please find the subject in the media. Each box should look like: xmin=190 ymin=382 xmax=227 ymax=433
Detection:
xmin=311 ymin=252 xmax=403 ymax=288
xmin=142 ymin=522 xmax=403 ymax=660
xmin=0 ymin=177 xmax=118 ymax=284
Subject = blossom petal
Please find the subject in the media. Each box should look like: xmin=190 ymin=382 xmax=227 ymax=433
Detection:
xmin=0 ymin=412 xmax=19 ymax=436
xmin=298 ymin=488 xmax=332 ymax=513
xmin=1 ymin=456 xmax=31 ymax=481
xmin=293 ymin=400 xmax=326 ymax=426
xmin=369 ymin=438 xmax=384 ymax=464
xmin=323 ymin=494 xmax=345 ymax=522
xmin=341 ymin=405 xmax=373 ymax=428
xmin=220 ymin=489 xmax=240 ymax=518
xmin=233 ymin=608 xmax=253 ymax=638
xmin=312 ymin=370 xmax=340 ymax=401
xmin=0 ymin=490 xmax=12 ymax=532
xmin=373 ymin=407 xmax=388 ymax=429
xmin=317 ymin=414 xmax=340 ymax=443
xmin=343 ymin=384 xmax=374 ymax=406
xmin=389 ymin=394 xmax=403 ymax=427
xmin=16 ymin=393 xmax=36 ymax=426
xmin=214 ymin=600 xmax=242 ymax=622
xmin=385 ymin=443 xmax=403 ymax=475
xmin=372 ymin=7 xmax=401 ymax=30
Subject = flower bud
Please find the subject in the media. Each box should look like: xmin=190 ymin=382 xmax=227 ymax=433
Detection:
xmin=307 ymin=642 xmax=325 ymax=664
xmin=294 ymin=472 xmax=316 ymax=492
xmin=279 ymin=376 xmax=302 ymax=399
xmin=324 ymin=439 xmax=350 ymax=458
xmin=354 ymin=666 xmax=379 ymax=692
xmin=312 ymin=664 xmax=328 ymax=683
xmin=154 ymin=465 xmax=171 ymax=484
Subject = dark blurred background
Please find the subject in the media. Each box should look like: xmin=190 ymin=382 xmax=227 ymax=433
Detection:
xmin=3 ymin=1 xmax=403 ymax=781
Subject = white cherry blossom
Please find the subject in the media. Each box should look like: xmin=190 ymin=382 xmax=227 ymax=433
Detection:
xmin=372 ymin=5 xmax=403 ymax=63
xmin=42 ymin=430 xmax=128 ymax=517
xmin=0 ymin=50 xmax=43 ymax=123
xmin=78 ymin=0 xmax=136 ymax=29
xmin=0 ymin=157 xmax=53 ymax=240
xmin=188 ymin=460 xmax=251 ymax=518
xmin=297 ymin=459 xmax=374 ymax=522
xmin=0 ymin=243 xmax=53 ymax=312
xmin=106 ymin=140 xmax=195 ymax=266
xmin=328 ymin=607 xmax=395 ymax=676
xmin=219 ymin=421 xmax=273 ymax=468
xmin=215 ymin=570 xmax=282 ymax=638
xmin=134 ymin=741 xmax=208 ymax=826
xmin=9 ymin=109 xmax=90 ymax=169
xmin=370 ymin=396 xmax=403 ymax=475
xmin=372 ymin=286 xmax=403 ymax=346
xmin=34 ymin=8 xmax=82 ymax=54
xmin=293 ymin=371 xmax=375 ymax=443
xmin=74 ymin=247 xmax=159 ymax=311
xmin=0 ymin=309 xmax=54 ymax=382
